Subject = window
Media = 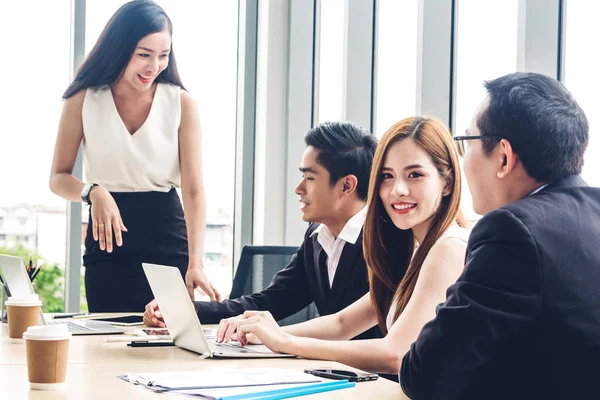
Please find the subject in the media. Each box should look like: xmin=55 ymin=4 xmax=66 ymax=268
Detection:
xmin=564 ymin=2 xmax=600 ymax=187
xmin=454 ymin=0 xmax=519 ymax=221
xmin=0 ymin=2 xmax=70 ymax=310
xmin=316 ymin=0 xmax=346 ymax=123
xmin=85 ymin=1 xmax=238 ymax=299
xmin=374 ymin=0 xmax=418 ymax=137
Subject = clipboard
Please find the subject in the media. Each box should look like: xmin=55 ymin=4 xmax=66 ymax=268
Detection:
xmin=118 ymin=368 xmax=321 ymax=392
xmin=118 ymin=374 xmax=355 ymax=399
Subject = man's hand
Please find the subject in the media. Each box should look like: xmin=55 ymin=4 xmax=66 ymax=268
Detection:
xmin=185 ymin=264 xmax=223 ymax=301
xmin=143 ymin=299 xmax=165 ymax=328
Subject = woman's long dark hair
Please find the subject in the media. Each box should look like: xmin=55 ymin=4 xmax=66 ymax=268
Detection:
xmin=363 ymin=117 xmax=466 ymax=334
xmin=63 ymin=0 xmax=184 ymax=99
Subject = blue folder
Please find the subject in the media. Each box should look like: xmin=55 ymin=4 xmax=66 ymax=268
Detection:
xmin=218 ymin=380 xmax=356 ymax=400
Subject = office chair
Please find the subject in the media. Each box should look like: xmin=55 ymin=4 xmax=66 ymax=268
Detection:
xmin=230 ymin=245 xmax=318 ymax=326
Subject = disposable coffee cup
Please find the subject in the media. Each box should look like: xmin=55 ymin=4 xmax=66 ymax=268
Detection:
xmin=6 ymin=294 xmax=42 ymax=344
xmin=23 ymin=324 xmax=72 ymax=390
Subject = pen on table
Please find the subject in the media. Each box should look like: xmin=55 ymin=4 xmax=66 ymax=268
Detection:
xmin=127 ymin=341 xmax=175 ymax=348
xmin=218 ymin=380 xmax=355 ymax=400
xmin=52 ymin=312 xmax=89 ymax=319
xmin=72 ymin=313 xmax=105 ymax=319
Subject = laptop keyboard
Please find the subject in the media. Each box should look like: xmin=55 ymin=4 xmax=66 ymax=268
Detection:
xmin=210 ymin=341 xmax=262 ymax=354
xmin=47 ymin=320 xmax=96 ymax=333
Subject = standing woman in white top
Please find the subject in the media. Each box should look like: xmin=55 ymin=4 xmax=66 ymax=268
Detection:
xmin=216 ymin=117 xmax=469 ymax=377
xmin=49 ymin=0 xmax=221 ymax=312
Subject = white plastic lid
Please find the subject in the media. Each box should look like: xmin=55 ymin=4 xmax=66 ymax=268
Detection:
xmin=23 ymin=324 xmax=72 ymax=341
xmin=6 ymin=294 xmax=42 ymax=307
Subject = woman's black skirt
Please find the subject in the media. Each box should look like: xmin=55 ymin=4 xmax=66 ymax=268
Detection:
xmin=83 ymin=188 xmax=188 ymax=312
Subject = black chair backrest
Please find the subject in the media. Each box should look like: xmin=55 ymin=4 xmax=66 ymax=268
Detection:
xmin=230 ymin=245 xmax=318 ymax=326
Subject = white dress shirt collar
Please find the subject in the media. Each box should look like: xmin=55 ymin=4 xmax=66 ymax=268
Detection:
xmin=310 ymin=206 xmax=367 ymax=245
xmin=310 ymin=206 xmax=368 ymax=287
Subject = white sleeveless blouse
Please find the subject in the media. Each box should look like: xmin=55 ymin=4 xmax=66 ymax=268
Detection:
xmin=385 ymin=225 xmax=470 ymax=331
xmin=82 ymin=83 xmax=182 ymax=192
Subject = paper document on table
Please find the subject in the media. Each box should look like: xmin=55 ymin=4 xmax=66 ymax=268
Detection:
xmin=119 ymin=368 xmax=321 ymax=392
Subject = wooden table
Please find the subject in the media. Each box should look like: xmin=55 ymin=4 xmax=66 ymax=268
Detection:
xmin=0 ymin=316 xmax=408 ymax=399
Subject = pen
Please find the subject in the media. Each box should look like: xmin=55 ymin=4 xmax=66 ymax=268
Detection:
xmin=72 ymin=313 xmax=105 ymax=319
xmin=127 ymin=341 xmax=175 ymax=347
xmin=53 ymin=312 xmax=88 ymax=319
xmin=219 ymin=380 xmax=355 ymax=400
xmin=30 ymin=267 xmax=41 ymax=281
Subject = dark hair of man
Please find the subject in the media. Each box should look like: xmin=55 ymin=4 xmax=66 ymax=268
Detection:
xmin=63 ymin=0 xmax=185 ymax=99
xmin=478 ymin=72 xmax=588 ymax=182
xmin=304 ymin=121 xmax=378 ymax=201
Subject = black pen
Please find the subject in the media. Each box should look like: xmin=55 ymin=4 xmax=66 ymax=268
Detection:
xmin=30 ymin=268 xmax=39 ymax=281
xmin=53 ymin=313 xmax=88 ymax=319
xmin=127 ymin=341 xmax=175 ymax=348
xmin=30 ymin=263 xmax=44 ymax=281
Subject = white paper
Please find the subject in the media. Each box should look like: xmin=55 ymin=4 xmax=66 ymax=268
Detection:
xmin=122 ymin=368 xmax=321 ymax=391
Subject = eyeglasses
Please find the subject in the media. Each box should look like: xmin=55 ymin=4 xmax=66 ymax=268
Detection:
xmin=453 ymin=135 xmax=503 ymax=157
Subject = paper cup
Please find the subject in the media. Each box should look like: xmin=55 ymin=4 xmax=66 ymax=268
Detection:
xmin=23 ymin=324 xmax=72 ymax=390
xmin=6 ymin=294 xmax=42 ymax=344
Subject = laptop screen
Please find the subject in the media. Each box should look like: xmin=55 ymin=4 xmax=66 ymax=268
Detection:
xmin=0 ymin=254 xmax=46 ymax=324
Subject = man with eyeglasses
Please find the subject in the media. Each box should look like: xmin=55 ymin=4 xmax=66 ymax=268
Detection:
xmin=400 ymin=72 xmax=600 ymax=400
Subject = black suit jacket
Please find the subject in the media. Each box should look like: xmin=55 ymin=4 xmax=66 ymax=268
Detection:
xmin=194 ymin=223 xmax=382 ymax=340
xmin=401 ymin=175 xmax=600 ymax=400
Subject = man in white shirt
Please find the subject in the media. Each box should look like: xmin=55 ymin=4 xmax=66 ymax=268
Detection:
xmin=144 ymin=121 xmax=382 ymax=340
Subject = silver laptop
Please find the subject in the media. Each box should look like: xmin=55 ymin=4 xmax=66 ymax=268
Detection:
xmin=142 ymin=262 xmax=296 ymax=359
xmin=0 ymin=255 xmax=125 ymax=335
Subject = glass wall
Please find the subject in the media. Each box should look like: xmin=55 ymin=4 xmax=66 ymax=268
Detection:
xmin=0 ymin=2 xmax=71 ymax=311
xmin=316 ymin=0 xmax=346 ymax=124
xmin=454 ymin=0 xmax=519 ymax=221
xmin=564 ymin=1 xmax=600 ymax=187
xmin=373 ymin=0 xmax=418 ymax=138
xmin=85 ymin=0 xmax=239 ymax=299
xmin=3 ymin=0 xmax=589 ymax=310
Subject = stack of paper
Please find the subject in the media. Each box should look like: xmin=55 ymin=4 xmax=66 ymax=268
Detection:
xmin=119 ymin=367 xmax=355 ymax=399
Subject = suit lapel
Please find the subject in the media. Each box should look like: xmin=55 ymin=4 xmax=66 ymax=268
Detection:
xmin=329 ymin=233 xmax=364 ymax=310
xmin=312 ymin=237 xmax=331 ymax=302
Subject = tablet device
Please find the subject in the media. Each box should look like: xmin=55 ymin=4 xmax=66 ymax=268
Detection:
xmin=134 ymin=327 xmax=216 ymax=339
xmin=91 ymin=315 xmax=144 ymax=326
xmin=135 ymin=328 xmax=171 ymax=339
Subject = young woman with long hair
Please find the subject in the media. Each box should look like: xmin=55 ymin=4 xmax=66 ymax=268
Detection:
xmin=50 ymin=0 xmax=221 ymax=312
xmin=215 ymin=116 xmax=469 ymax=375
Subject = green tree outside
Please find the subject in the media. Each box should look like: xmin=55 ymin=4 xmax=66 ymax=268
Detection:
xmin=0 ymin=244 xmax=87 ymax=312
